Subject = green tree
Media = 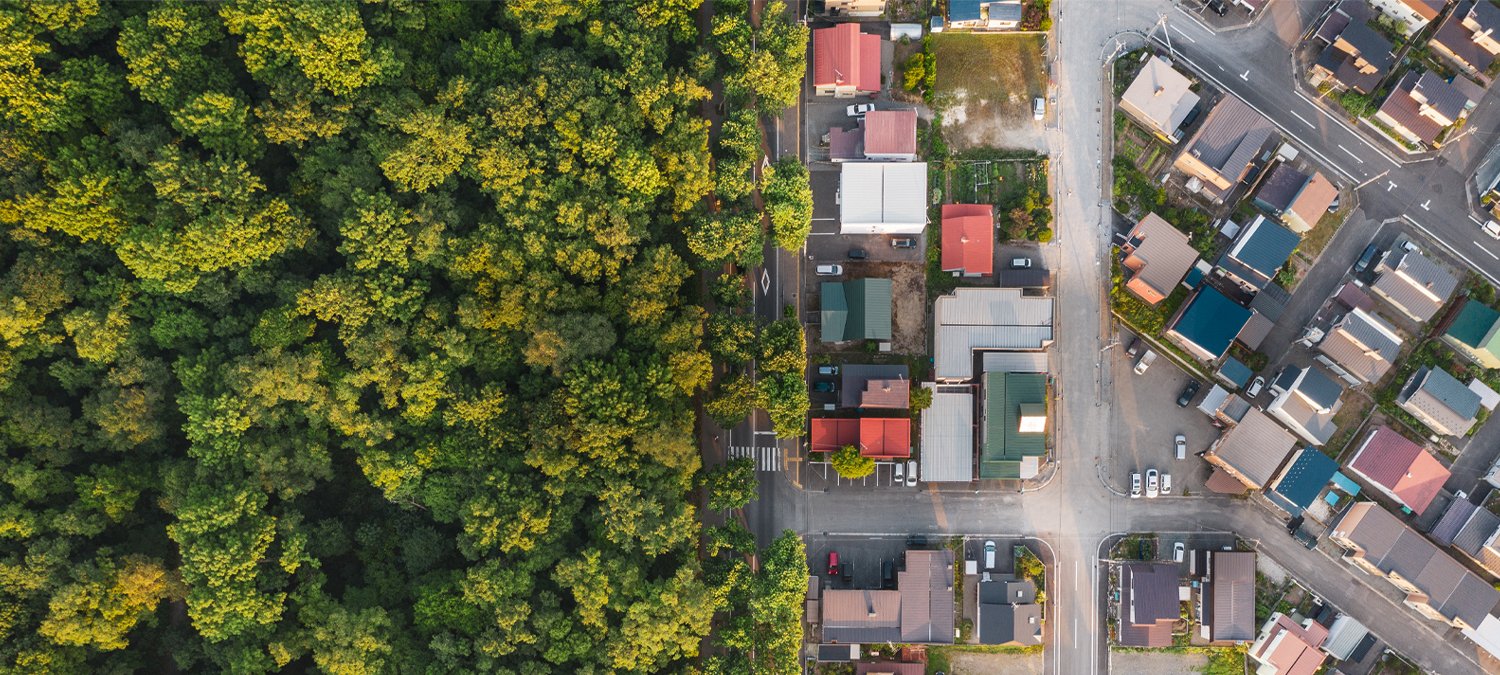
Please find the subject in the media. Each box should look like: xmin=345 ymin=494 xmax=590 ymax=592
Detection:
xmin=757 ymin=318 xmax=806 ymax=375
xmin=757 ymin=373 xmax=809 ymax=438
xmin=703 ymin=458 xmax=757 ymax=511
xmin=830 ymin=444 xmax=874 ymax=479
xmin=761 ymin=158 xmax=812 ymax=251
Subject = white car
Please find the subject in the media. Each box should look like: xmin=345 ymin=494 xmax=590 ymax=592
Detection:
xmin=1484 ymin=220 xmax=1500 ymax=240
xmin=846 ymin=102 xmax=876 ymax=117
xmin=1174 ymin=434 xmax=1187 ymax=460
xmin=1173 ymin=542 xmax=1185 ymax=563
xmin=1145 ymin=469 xmax=1160 ymax=498
xmin=1246 ymin=376 xmax=1266 ymax=398
xmin=1160 ymin=473 xmax=1172 ymax=495
xmin=1033 ymin=97 xmax=1045 ymax=120
xmin=1130 ymin=472 xmax=1142 ymax=498
xmin=815 ymin=264 xmax=844 ymax=276
xmin=893 ymin=461 xmax=905 ymax=486
xmin=905 ymin=460 xmax=918 ymax=487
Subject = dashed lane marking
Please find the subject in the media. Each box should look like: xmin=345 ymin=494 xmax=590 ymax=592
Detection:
xmin=1287 ymin=110 xmax=1315 ymax=128
xmin=1338 ymin=144 xmax=1364 ymax=162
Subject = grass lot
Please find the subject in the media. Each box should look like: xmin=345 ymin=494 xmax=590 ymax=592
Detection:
xmin=950 ymin=157 xmax=1042 ymax=206
xmin=933 ymin=32 xmax=1047 ymax=121
xmin=1299 ymin=196 xmax=1352 ymax=258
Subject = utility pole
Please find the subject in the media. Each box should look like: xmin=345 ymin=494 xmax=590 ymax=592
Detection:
xmin=1154 ymin=12 xmax=1174 ymax=61
xmin=1353 ymin=169 xmax=1389 ymax=190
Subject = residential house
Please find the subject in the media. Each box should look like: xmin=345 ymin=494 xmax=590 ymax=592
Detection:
xmin=1249 ymin=613 xmax=1329 ymax=675
xmin=825 ymin=0 xmax=887 ymax=17
xmin=1117 ymin=563 xmax=1180 ymax=647
xmin=1205 ymin=407 xmax=1299 ymax=492
xmin=1320 ymin=615 xmax=1371 ymax=661
xmin=1165 ymin=286 xmax=1253 ymax=362
xmin=1431 ymin=498 xmax=1500 ymax=577
xmin=1252 ymin=164 xmax=1338 ymax=233
xmin=933 ymin=288 xmax=1054 ymax=381
xmin=1173 ymin=96 xmax=1278 ymax=203
xmin=865 ymin=109 xmax=919 ymax=161
xmin=1367 ymin=0 xmax=1447 ymax=36
xmin=820 ymin=549 xmax=956 ymax=644
xmin=1202 ymin=551 xmax=1256 ymax=643
xmin=980 ymin=371 xmax=1047 ymax=479
xmin=1374 ymin=70 xmax=1476 ymax=147
xmin=1315 ymin=307 xmax=1402 ymax=384
xmin=1329 ymin=502 xmax=1500 ymax=631
xmin=1346 ymin=425 xmax=1450 ymax=515
xmin=948 ymin=0 xmax=1023 ymax=29
xmin=813 ymin=23 xmax=881 ymax=97
xmin=1267 ymin=448 xmax=1341 ymax=516
xmin=1216 ymin=215 xmax=1300 ymax=293
xmin=1443 ymin=298 xmax=1500 ymax=368
xmin=1119 ymin=212 xmax=1198 ymax=305
xmin=840 ymin=365 xmax=911 ymax=409
xmin=920 ymin=386 xmax=974 ymax=482
xmin=810 ymin=417 xmax=911 ymax=458
xmin=1265 ymin=365 xmax=1344 ymax=447
xmin=1205 ymin=407 xmax=1300 ymax=492
xmin=1397 ymin=366 xmax=1483 ymax=436
xmin=1119 ymin=55 xmax=1202 ymax=142
xmin=1429 ymin=0 xmax=1500 ymax=77
xmin=821 ymin=278 xmax=893 ymax=342
xmin=1311 ymin=2 xmax=1397 ymax=94
xmin=839 ymin=162 xmax=929 ymax=234
xmin=977 ymin=578 xmax=1042 ymax=646
xmin=941 ymin=204 xmax=995 ymax=277
xmin=1370 ymin=247 xmax=1458 ymax=322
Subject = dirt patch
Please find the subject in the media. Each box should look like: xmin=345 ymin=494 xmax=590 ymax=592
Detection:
xmin=933 ymin=33 xmax=1048 ymax=152
xmin=1110 ymin=651 xmax=1208 ymax=675
xmin=947 ymin=650 xmax=1043 ymax=675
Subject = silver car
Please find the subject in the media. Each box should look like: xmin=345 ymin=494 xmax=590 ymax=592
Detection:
xmin=1130 ymin=472 xmax=1142 ymax=498
xmin=905 ymin=460 xmax=918 ymax=487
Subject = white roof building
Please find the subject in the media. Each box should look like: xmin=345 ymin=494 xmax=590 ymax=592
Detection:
xmin=934 ymin=288 xmax=1054 ymax=382
xmin=839 ymin=162 xmax=929 ymax=234
xmin=920 ymin=385 xmax=974 ymax=483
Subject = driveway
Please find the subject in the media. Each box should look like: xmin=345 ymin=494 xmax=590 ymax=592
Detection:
xmin=1109 ymin=330 xmax=1220 ymax=498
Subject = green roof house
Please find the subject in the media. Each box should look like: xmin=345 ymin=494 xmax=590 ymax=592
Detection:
xmin=1444 ymin=298 xmax=1500 ymax=369
xmin=980 ymin=372 xmax=1048 ymax=480
xmin=821 ymin=279 xmax=893 ymax=342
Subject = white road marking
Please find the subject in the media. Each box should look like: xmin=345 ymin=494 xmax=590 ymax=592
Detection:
xmin=1240 ymin=69 xmax=1250 ymax=81
xmin=808 ymin=231 xmax=836 ymax=236
xmin=1338 ymin=144 xmax=1364 ymax=162
xmin=1387 ymin=181 xmax=1397 ymax=192
xmin=729 ymin=446 xmax=782 ymax=472
xmin=1471 ymin=214 xmax=1484 ymax=225
xmin=1403 ymin=214 xmax=1500 ymax=285
xmin=1420 ymin=199 xmax=1431 ymax=211
xmin=1477 ymin=243 xmax=1500 ymax=260
xmin=1288 ymin=109 xmax=1315 ymax=128
xmin=1171 ymin=25 xmax=1196 ymax=43
xmin=1216 ymin=64 xmax=1226 ymax=72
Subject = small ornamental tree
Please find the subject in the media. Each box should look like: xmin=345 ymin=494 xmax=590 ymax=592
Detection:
xmin=830 ymin=444 xmax=874 ymax=480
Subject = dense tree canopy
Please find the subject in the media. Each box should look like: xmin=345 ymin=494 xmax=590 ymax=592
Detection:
xmin=0 ymin=1 xmax=777 ymax=672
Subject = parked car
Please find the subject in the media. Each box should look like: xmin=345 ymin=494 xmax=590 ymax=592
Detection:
xmin=815 ymin=264 xmax=844 ymax=276
xmin=1133 ymin=350 xmax=1157 ymax=375
xmin=1246 ymin=376 xmax=1265 ymax=398
xmin=1206 ymin=0 xmax=1227 ymax=15
xmin=1174 ymin=433 xmax=1187 ymax=460
xmin=1173 ymin=542 xmax=1185 ymax=563
xmin=1354 ymin=244 xmax=1380 ymax=274
xmin=880 ymin=559 xmax=896 ymax=589
xmin=848 ymin=248 xmax=868 ymax=259
xmin=905 ymin=460 xmax=918 ymax=487
xmin=1327 ymin=195 xmax=1340 ymax=212
xmin=984 ymin=540 xmax=997 ymax=569
xmin=813 ymin=381 xmax=835 ymax=393
xmin=1125 ymin=337 xmax=1142 ymax=358
xmin=891 ymin=238 xmax=916 ymax=249
xmin=817 ymin=365 xmax=839 ymax=376
xmin=827 ymin=551 xmax=840 ymax=576
xmin=846 ymin=102 xmax=876 ymax=117
xmin=1010 ymin=257 xmax=1033 ymax=269
xmin=1484 ymin=220 xmax=1500 ymax=240
xmin=840 ymin=562 xmax=851 ymax=582
xmin=1176 ymin=380 xmax=1201 ymax=407
xmin=1161 ymin=473 xmax=1172 ymax=495
xmin=1130 ymin=472 xmax=1142 ymax=498
xmin=893 ymin=461 xmax=904 ymax=486
xmin=1033 ymin=97 xmax=1045 ymax=120
xmin=1145 ymin=469 xmax=1160 ymax=498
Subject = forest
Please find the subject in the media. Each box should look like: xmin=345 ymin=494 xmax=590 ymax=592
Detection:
xmin=0 ymin=1 xmax=809 ymax=673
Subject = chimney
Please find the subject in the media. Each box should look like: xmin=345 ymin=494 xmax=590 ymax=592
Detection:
xmin=1155 ymin=86 xmax=1165 ymax=97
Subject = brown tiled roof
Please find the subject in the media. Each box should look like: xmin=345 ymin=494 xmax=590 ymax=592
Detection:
xmin=830 ymin=125 xmax=863 ymax=161
xmin=1180 ymin=96 xmax=1276 ymax=194
xmin=861 ymin=379 xmax=911 ymax=409
xmin=1119 ymin=563 xmax=1179 ymax=647
xmin=822 ymin=589 xmax=902 ymax=643
xmin=898 ymin=549 xmax=955 ymax=644
xmin=1208 ymin=552 xmax=1256 ymax=642
xmin=1121 ymin=212 xmax=1196 ymax=305
xmin=941 ymin=203 xmax=994 ymax=276
xmin=864 ymin=110 xmax=918 ymax=157
xmin=1287 ymin=172 xmax=1338 ymax=227
xmin=856 ymin=663 xmax=924 ymax=675
xmin=1348 ymin=426 xmax=1450 ymax=515
xmin=1252 ymin=614 xmax=1328 ymax=675
xmin=841 ymin=364 xmax=911 ymax=408
xmin=1377 ymin=71 xmax=1444 ymax=144
xmin=1207 ymin=408 xmax=1298 ymax=490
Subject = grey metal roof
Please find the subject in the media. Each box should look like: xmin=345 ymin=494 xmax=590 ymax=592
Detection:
xmin=1412 ymin=70 xmax=1472 ymax=121
xmin=1183 ymin=96 xmax=1275 ymax=176
xmin=1419 ymin=366 xmax=1483 ymax=420
xmin=1372 ymin=249 xmax=1457 ymax=322
xmin=1250 ymin=283 xmax=1291 ymax=321
xmin=1209 ymin=552 xmax=1256 ymax=642
xmin=1321 ymin=615 xmax=1369 ymax=661
xmin=1119 ymin=563 xmax=1179 ymax=647
xmin=981 ymin=351 xmax=1049 ymax=373
xmin=1430 ymin=499 xmax=1478 ymax=546
xmin=1453 ymin=507 xmax=1500 ymax=556
xmin=1339 ymin=22 xmax=1395 ymax=71
xmin=933 ymin=288 xmax=1054 ymax=381
xmin=822 ymin=589 xmax=903 ymax=643
xmin=1298 ymin=366 xmax=1344 ymax=410
xmin=1254 ymin=163 xmax=1309 ymax=212
xmin=1318 ymin=308 xmax=1401 ymax=383
xmin=987 ymin=1 xmax=1023 ymax=22
xmin=920 ymin=388 xmax=974 ymax=483
xmin=1221 ymin=216 xmax=1300 ymax=282
xmin=898 ymin=549 xmax=955 ymax=643
xmin=979 ymin=578 xmax=1036 ymax=604
xmin=978 ymin=602 xmax=1041 ymax=646
xmin=1209 ymin=408 xmax=1298 ymax=488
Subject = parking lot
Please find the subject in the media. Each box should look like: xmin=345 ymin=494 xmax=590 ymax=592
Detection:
xmin=1108 ymin=330 xmax=1220 ymax=498
xmin=803 ymin=459 xmax=919 ymax=491
xmin=805 ymin=534 xmax=941 ymax=592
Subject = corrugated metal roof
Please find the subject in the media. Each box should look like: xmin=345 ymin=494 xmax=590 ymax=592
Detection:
xmin=1198 ymin=384 xmax=1231 ymax=417
xmin=1207 ymin=408 xmax=1298 ymax=489
xmin=948 ymin=0 xmax=982 ymax=22
xmin=864 ymin=110 xmax=918 ymax=158
xmin=1430 ymin=498 xmax=1478 ymax=546
xmin=980 ymin=372 xmax=1046 ymax=479
xmin=899 ymin=549 xmax=955 ymax=643
xmin=835 ymin=278 xmax=893 ymax=341
xmin=1250 ymin=283 xmax=1292 ymax=321
xmin=1222 ymin=215 xmax=1300 ymax=282
xmin=1416 ymin=366 xmax=1482 ymax=422
xmin=987 ymin=1 xmax=1023 ymax=22
xmin=1321 ymin=615 xmax=1370 ymax=661
xmin=822 ymin=282 xmax=849 ymax=342
xmin=855 ymin=662 xmax=924 ymax=675
xmin=1120 ymin=56 xmax=1201 ymax=136
xmin=813 ymin=23 xmax=881 ymax=92
xmin=981 ymin=351 xmax=1049 ymax=373
xmin=839 ymin=163 xmax=929 ymax=234
xmin=1270 ymin=448 xmax=1339 ymax=510
xmin=933 ymin=288 xmax=1053 ymax=381
xmin=920 ymin=388 xmax=973 ymax=482
xmin=1167 ymin=286 xmax=1252 ymax=360
xmin=1446 ymin=299 xmax=1500 ymax=364
xmin=1209 ymin=551 xmax=1256 ymax=642
xmin=1219 ymin=358 xmax=1253 ymax=387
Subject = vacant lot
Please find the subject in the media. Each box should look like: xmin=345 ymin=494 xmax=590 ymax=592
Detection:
xmin=933 ymin=33 xmax=1047 ymax=150
xmin=1110 ymin=651 xmax=1208 ymax=675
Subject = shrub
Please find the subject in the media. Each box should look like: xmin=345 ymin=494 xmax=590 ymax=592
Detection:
xmin=830 ymin=444 xmax=874 ymax=479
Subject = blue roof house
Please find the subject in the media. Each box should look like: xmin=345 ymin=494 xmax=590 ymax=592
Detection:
xmin=1165 ymin=286 xmax=1253 ymax=362
xmin=1267 ymin=448 xmax=1340 ymax=515
xmin=1216 ymin=215 xmax=1300 ymax=293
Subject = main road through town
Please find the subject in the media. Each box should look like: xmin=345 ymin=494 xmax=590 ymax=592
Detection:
xmin=746 ymin=1 xmax=1500 ymax=673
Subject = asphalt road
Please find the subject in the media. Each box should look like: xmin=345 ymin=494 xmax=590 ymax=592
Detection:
xmin=737 ymin=1 xmax=1499 ymax=673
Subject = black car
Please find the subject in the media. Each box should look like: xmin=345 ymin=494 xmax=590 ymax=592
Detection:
xmin=1125 ymin=337 xmax=1142 ymax=358
xmin=1354 ymin=243 xmax=1380 ymax=274
xmin=880 ymin=560 xmax=896 ymax=589
xmin=848 ymin=248 xmax=867 ymax=260
xmin=1176 ymin=380 xmax=1202 ymax=407
xmin=1206 ymin=0 xmax=1227 ymax=16
xmin=839 ymin=562 xmax=851 ymax=583
xmin=812 ymin=381 xmax=835 ymax=393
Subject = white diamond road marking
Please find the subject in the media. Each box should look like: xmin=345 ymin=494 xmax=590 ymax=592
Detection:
xmin=729 ymin=446 xmax=781 ymax=472
xmin=760 ymin=269 xmax=771 ymax=294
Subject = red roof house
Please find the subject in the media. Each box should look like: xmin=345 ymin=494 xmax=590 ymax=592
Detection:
xmin=864 ymin=109 xmax=918 ymax=161
xmin=813 ymin=23 xmax=881 ymax=98
xmin=941 ymin=204 xmax=994 ymax=277
xmin=1346 ymin=425 xmax=1450 ymax=515
xmin=810 ymin=417 xmax=911 ymax=458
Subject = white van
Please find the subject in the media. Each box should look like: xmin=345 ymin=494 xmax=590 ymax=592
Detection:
xmin=1133 ymin=350 xmax=1157 ymax=375
xmin=815 ymin=264 xmax=843 ymax=276
xmin=983 ymin=540 xmax=997 ymax=570
xmin=892 ymin=462 xmax=904 ymax=486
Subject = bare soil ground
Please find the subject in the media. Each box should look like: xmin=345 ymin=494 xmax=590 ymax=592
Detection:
xmin=1109 ymin=651 xmax=1208 ymax=675
xmin=933 ymin=33 xmax=1048 ymax=151
xmin=807 ymin=261 xmax=926 ymax=356
xmin=948 ymin=650 xmax=1043 ymax=674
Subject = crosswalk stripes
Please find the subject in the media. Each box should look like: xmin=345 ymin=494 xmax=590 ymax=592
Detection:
xmin=729 ymin=446 xmax=782 ymax=472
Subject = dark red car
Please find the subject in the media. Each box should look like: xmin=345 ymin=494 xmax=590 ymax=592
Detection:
xmin=827 ymin=551 xmax=839 ymax=576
